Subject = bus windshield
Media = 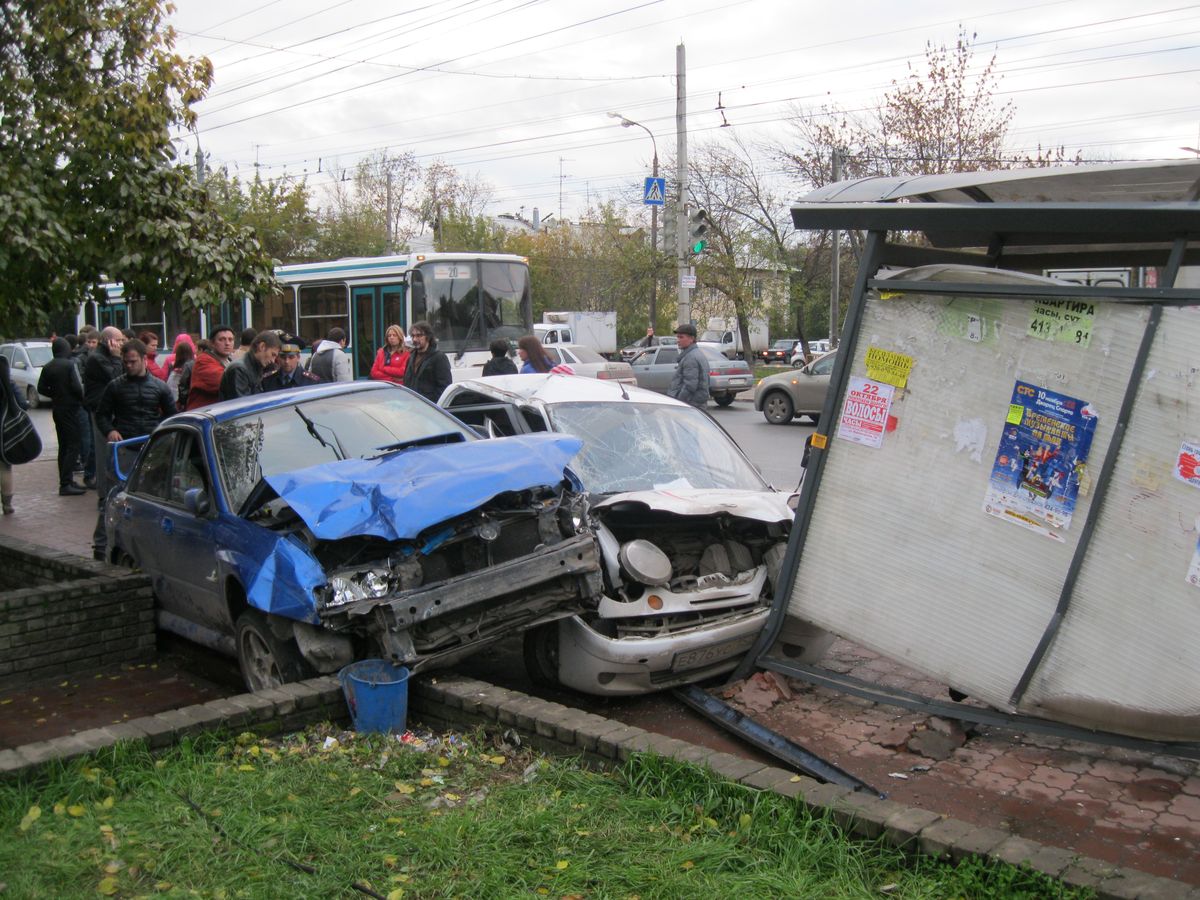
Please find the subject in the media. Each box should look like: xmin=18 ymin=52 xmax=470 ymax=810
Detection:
xmin=413 ymin=260 xmax=530 ymax=352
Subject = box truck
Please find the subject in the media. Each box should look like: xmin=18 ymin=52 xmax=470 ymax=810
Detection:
xmin=698 ymin=316 xmax=769 ymax=360
xmin=534 ymin=310 xmax=618 ymax=356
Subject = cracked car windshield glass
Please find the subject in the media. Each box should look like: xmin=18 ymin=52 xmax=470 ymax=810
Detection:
xmin=214 ymin=391 xmax=474 ymax=511
xmin=546 ymin=402 xmax=766 ymax=494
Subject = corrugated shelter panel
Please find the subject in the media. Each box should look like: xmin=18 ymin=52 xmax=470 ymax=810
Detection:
xmin=1022 ymin=307 xmax=1200 ymax=739
xmin=787 ymin=290 xmax=1148 ymax=711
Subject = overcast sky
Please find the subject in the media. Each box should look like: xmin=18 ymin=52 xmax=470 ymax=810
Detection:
xmin=168 ymin=0 xmax=1200 ymax=221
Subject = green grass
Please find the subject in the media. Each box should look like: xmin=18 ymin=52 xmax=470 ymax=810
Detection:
xmin=0 ymin=725 xmax=1091 ymax=899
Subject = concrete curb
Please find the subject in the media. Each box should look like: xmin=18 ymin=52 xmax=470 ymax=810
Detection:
xmin=2 ymin=671 xmax=1196 ymax=898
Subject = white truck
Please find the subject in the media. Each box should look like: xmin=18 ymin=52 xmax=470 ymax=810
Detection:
xmin=698 ymin=316 xmax=769 ymax=360
xmin=534 ymin=310 xmax=618 ymax=356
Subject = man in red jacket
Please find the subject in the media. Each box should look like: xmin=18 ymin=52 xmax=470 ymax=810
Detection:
xmin=185 ymin=325 xmax=236 ymax=410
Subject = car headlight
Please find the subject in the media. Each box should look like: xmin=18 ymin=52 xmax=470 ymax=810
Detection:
xmin=327 ymin=569 xmax=392 ymax=607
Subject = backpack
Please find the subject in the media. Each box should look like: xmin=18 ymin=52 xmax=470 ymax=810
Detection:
xmin=306 ymin=347 xmax=335 ymax=382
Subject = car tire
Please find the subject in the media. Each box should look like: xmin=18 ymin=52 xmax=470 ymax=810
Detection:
xmin=235 ymin=609 xmax=314 ymax=692
xmin=714 ymin=393 xmax=735 ymax=407
xmin=25 ymin=385 xmax=38 ymax=409
xmin=762 ymin=391 xmax=794 ymax=425
xmin=522 ymin=623 xmax=561 ymax=688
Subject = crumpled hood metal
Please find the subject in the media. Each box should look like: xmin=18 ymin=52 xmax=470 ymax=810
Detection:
xmin=264 ymin=432 xmax=584 ymax=541
xmin=592 ymin=488 xmax=792 ymax=523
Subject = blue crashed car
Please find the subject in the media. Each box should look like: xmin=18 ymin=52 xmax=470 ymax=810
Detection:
xmin=105 ymin=382 xmax=601 ymax=691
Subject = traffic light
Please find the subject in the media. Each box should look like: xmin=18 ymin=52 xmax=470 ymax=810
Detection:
xmin=660 ymin=203 xmax=678 ymax=253
xmin=689 ymin=208 xmax=711 ymax=255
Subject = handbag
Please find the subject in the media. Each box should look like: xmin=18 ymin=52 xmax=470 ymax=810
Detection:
xmin=0 ymin=388 xmax=42 ymax=466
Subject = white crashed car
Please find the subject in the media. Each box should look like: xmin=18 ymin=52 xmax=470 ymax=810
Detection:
xmin=440 ymin=374 xmax=831 ymax=695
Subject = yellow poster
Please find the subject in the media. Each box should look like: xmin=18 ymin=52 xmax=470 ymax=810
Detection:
xmin=864 ymin=346 xmax=914 ymax=389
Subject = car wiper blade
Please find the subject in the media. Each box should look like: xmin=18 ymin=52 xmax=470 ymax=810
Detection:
xmin=373 ymin=432 xmax=467 ymax=455
xmin=294 ymin=406 xmax=345 ymax=460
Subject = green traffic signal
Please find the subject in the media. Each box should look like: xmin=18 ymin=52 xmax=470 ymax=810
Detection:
xmin=688 ymin=208 xmax=711 ymax=256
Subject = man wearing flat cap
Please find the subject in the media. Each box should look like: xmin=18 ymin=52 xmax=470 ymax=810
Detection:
xmin=264 ymin=343 xmax=323 ymax=391
xmin=667 ymin=322 xmax=709 ymax=408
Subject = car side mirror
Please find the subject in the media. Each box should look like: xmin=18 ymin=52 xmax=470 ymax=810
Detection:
xmin=184 ymin=487 xmax=211 ymax=516
xmin=13 ymin=360 xmax=25 ymax=370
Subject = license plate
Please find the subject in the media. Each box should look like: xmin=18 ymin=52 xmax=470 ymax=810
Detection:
xmin=672 ymin=633 xmax=757 ymax=672
xmin=730 ymin=378 xmax=749 ymax=386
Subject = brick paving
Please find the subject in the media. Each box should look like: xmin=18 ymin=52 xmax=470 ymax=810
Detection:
xmin=5 ymin=408 xmax=1200 ymax=887
xmin=726 ymin=641 xmax=1200 ymax=884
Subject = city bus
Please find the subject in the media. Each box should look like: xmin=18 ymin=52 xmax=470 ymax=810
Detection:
xmin=78 ymin=252 xmax=533 ymax=380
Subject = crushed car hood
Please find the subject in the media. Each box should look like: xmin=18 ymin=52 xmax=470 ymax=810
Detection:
xmin=264 ymin=432 xmax=584 ymax=541
xmin=593 ymin=488 xmax=792 ymax=523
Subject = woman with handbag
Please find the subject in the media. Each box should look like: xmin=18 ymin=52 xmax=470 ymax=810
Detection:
xmin=0 ymin=354 xmax=43 ymax=514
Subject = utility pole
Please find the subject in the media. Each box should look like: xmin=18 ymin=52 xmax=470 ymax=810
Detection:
xmin=829 ymin=147 xmax=842 ymax=348
xmin=676 ymin=43 xmax=690 ymax=328
xmin=608 ymin=111 xmax=659 ymax=328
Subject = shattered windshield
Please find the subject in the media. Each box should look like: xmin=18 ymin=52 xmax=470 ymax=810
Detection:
xmin=545 ymin=402 xmax=766 ymax=494
xmin=214 ymin=389 xmax=475 ymax=512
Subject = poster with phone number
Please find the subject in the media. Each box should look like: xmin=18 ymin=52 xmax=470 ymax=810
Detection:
xmin=836 ymin=376 xmax=894 ymax=449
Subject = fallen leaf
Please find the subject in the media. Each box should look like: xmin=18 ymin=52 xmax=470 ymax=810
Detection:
xmin=555 ymin=860 xmax=569 ymax=870
xmin=97 ymin=876 xmax=119 ymax=895
xmin=394 ymin=783 xmax=415 ymax=794
xmin=0 ymin=699 xmax=11 ymax=705
xmin=19 ymin=805 xmax=41 ymax=831
xmin=387 ymin=891 xmax=404 ymax=900
xmin=349 ymin=787 xmax=362 ymax=797
xmin=488 ymin=755 xmax=506 ymax=765
xmin=53 ymin=803 xmax=65 ymax=816
xmin=68 ymin=805 xmax=86 ymax=818
xmin=100 ymin=796 xmax=114 ymax=809
xmin=681 ymin=860 xmax=695 ymax=870
xmin=237 ymin=765 xmax=255 ymax=772
xmin=382 ymin=855 xmax=398 ymax=868
xmin=437 ymin=756 xmax=450 ymax=768
xmin=789 ymin=775 xmax=802 ymax=782
xmin=738 ymin=813 xmax=752 ymax=831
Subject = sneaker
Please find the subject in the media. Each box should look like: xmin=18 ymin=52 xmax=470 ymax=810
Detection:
xmin=60 ymin=483 xmax=87 ymax=496
xmin=93 ymin=549 xmax=106 ymax=562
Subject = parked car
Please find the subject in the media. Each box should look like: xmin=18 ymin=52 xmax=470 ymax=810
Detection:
xmin=541 ymin=344 xmax=636 ymax=383
xmin=439 ymin=375 xmax=829 ymax=694
xmin=104 ymin=382 xmax=602 ymax=691
xmin=755 ymin=350 xmax=837 ymax=424
xmin=0 ymin=340 xmax=53 ymax=408
xmin=619 ymin=334 xmax=677 ymax=362
xmin=627 ymin=344 xmax=753 ymax=406
xmin=758 ymin=339 xmax=802 ymax=365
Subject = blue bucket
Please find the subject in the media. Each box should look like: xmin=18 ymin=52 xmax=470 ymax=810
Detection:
xmin=339 ymin=659 xmax=410 ymax=734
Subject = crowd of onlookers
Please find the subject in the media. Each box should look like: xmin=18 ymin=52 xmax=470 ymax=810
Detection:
xmin=0 ymin=318 xmax=699 ymax=560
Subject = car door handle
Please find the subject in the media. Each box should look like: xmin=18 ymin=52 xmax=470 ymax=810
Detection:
xmin=161 ymin=517 xmax=174 ymax=536
xmin=122 ymin=506 xmax=132 ymax=520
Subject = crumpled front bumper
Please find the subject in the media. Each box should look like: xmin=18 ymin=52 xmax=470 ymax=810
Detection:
xmin=554 ymin=606 xmax=769 ymax=695
xmin=321 ymin=532 xmax=602 ymax=667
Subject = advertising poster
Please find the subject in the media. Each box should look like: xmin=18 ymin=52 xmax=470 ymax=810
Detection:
xmin=1188 ymin=537 xmax=1200 ymax=590
xmin=1175 ymin=441 xmax=1200 ymax=490
xmin=836 ymin=376 xmax=894 ymax=449
xmin=982 ymin=381 xmax=1098 ymax=541
xmin=1027 ymin=298 xmax=1094 ymax=348
xmin=864 ymin=346 xmax=914 ymax=389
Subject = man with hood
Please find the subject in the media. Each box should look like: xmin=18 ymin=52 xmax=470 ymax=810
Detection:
xmin=36 ymin=337 xmax=87 ymax=495
xmin=219 ymin=331 xmax=281 ymax=400
xmin=404 ymin=320 xmax=452 ymax=402
xmin=306 ymin=327 xmax=352 ymax=382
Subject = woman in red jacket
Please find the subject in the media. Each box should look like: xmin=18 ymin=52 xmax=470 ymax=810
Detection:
xmin=370 ymin=325 xmax=409 ymax=385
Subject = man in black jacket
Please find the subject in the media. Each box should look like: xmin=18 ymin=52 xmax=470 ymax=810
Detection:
xmin=92 ymin=339 xmax=177 ymax=560
xmin=218 ymin=330 xmax=281 ymax=400
xmin=83 ymin=327 xmax=125 ymax=521
xmin=36 ymin=337 xmax=87 ymax=495
xmin=404 ymin=321 xmax=452 ymax=402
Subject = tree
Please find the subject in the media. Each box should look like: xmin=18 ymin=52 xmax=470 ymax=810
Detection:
xmin=0 ymin=0 xmax=276 ymax=336
xmin=205 ymin=167 xmax=318 ymax=265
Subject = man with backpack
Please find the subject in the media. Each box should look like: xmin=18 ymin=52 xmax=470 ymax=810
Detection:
xmin=307 ymin=327 xmax=352 ymax=382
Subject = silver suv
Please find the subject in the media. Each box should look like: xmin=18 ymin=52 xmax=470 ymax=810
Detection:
xmin=0 ymin=340 xmax=54 ymax=408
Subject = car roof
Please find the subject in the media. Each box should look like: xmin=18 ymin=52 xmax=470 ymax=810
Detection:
xmin=164 ymin=381 xmax=415 ymax=427
xmin=445 ymin=374 xmax=690 ymax=408
xmin=1 ymin=340 xmax=52 ymax=347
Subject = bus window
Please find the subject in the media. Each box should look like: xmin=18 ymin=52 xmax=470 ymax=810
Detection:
xmin=382 ymin=286 xmax=404 ymax=330
xmin=413 ymin=262 xmax=479 ymax=352
xmin=481 ymin=261 xmax=530 ymax=342
xmin=256 ymin=286 xmax=296 ymax=335
xmin=127 ymin=298 xmax=164 ymax=340
xmin=297 ymin=283 xmax=348 ymax=347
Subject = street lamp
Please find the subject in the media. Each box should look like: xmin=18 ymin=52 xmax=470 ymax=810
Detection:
xmin=609 ymin=111 xmax=660 ymax=328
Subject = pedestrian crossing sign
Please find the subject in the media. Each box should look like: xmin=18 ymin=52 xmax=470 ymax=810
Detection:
xmin=643 ymin=177 xmax=665 ymax=206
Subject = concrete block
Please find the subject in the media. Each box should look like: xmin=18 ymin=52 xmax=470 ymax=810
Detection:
xmin=919 ymin=816 xmax=977 ymax=860
xmin=946 ymin=825 xmax=1011 ymax=862
xmin=703 ymin=752 xmax=768 ymax=784
xmin=739 ymin=765 xmax=795 ymax=792
xmin=883 ymin=811 xmax=945 ymax=854
xmin=595 ymin=725 xmax=648 ymax=761
xmin=769 ymin=773 xmax=821 ymax=801
xmin=828 ymin=794 xmax=907 ymax=840
xmin=670 ymin=742 xmax=719 ymax=768
xmin=794 ymin=781 xmax=853 ymax=817
xmin=254 ymin=688 xmax=296 ymax=717
xmin=1061 ymin=855 xmax=1120 ymax=891
xmin=615 ymin=730 xmax=657 ymax=761
xmin=0 ymin=747 xmax=31 ymax=777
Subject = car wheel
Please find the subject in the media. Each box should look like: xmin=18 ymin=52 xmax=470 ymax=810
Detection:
xmin=25 ymin=385 xmax=38 ymax=409
xmin=235 ymin=609 xmax=314 ymax=692
xmin=762 ymin=391 xmax=794 ymax=425
xmin=714 ymin=393 xmax=735 ymax=407
xmin=522 ymin=623 xmax=561 ymax=688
